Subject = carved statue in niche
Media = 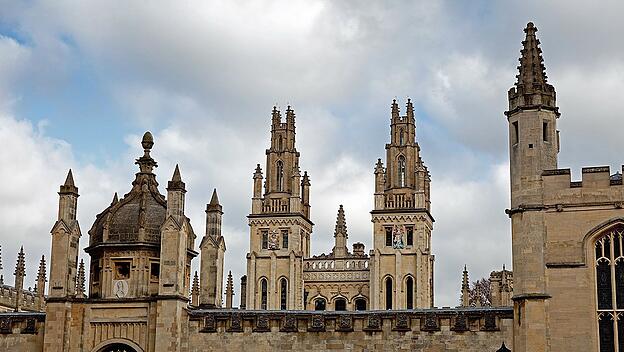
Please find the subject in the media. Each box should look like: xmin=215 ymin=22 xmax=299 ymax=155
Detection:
xmin=392 ymin=225 xmax=405 ymax=249
xmin=268 ymin=229 xmax=280 ymax=250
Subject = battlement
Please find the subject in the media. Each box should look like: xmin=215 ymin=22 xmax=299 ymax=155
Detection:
xmin=304 ymin=257 xmax=370 ymax=272
xmin=542 ymin=166 xmax=624 ymax=206
xmin=0 ymin=285 xmax=44 ymax=312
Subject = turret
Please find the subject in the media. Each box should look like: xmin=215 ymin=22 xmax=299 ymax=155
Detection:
xmin=199 ymin=189 xmax=226 ymax=308
xmin=252 ymin=164 xmax=263 ymax=213
xmin=301 ymin=171 xmax=311 ymax=218
xmin=58 ymin=170 xmax=78 ymax=221
xmin=206 ymin=189 xmax=223 ymax=238
xmin=13 ymin=246 xmax=25 ymax=311
xmin=332 ymin=205 xmax=349 ymax=258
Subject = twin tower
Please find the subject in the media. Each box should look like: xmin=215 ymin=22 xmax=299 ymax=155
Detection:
xmin=245 ymin=100 xmax=433 ymax=310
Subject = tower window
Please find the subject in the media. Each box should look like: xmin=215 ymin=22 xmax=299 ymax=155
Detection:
xmin=280 ymin=278 xmax=288 ymax=310
xmin=512 ymin=121 xmax=519 ymax=145
xmin=260 ymin=278 xmax=268 ymax=310
xmin=398 ymin=156 xmax=406 ymax=187
xmin=282 ymin=230 xmax=288 ymax=249
xmin=399 ymin=128 xmax=405 ymax=146
xmin=276 ymin=160 xmax=284 ymax=192
xmin=543 ymin=121 xmax=549 ymax=142
xmin=278 ymin=135 xmax=283 ymax=151
xmin=385 ymin=227 xmax=393 ymax=247
xmin=406 ymin=276 xmax=414 ymax=309
xmin=385 ymin=277 xmax=393 ymax=310
xmin=406 ymin=226 xmax=414 ymax=246
xmin=261 ymin=230 xmax=268 ymax=249
xmin=335 ymin=298 xmax=347 ymax=311
xmin=150 ymin=262 xmax=160 ymax=281
xmin=354 ymin=298 xmax=367 ymax=311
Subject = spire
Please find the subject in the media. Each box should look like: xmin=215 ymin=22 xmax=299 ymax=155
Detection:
xmin=191 ymin=271 xmax=199 ymax=306
xmin=167 ymin=164 xmax=186 ymax=191
xmin=76 ymin=259 xmax=85 ymax=298
xmin=271 ymin=106 xmax=281 ymax=126
xmin=286 ymin=105 xmax=295 ymax=126
xmin=59 ymin=169 xmax=78 ymax=195
xmin=13 ymin=246 xmax=25 ymax=311
xmin=207 ymin=188 xmax=222 ymax=213
xmin=135 ymin=131 xmax=158 ymax=174
xmin=14 ymin=246 xmax=25 ymax=278
xmin=225 ymin=271 xmax=234 ymax=309
xmin=517 ymin=22 xmax=548 ymax=88
xmin=334 ymin=205 xmax=348 ymax=239
xmin=507 ymin=22 xmax=558 ymax=115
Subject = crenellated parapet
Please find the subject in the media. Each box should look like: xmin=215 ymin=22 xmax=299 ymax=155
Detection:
xmin=0 ymin=285 xmax=44 ymax=312
xmin=541 ymin=166 xmax=624 ymax=206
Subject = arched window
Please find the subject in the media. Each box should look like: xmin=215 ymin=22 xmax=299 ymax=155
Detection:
xmin=276 ymin=160 xmax=284 ymax=192
xmin=260 ymin=278 xmax=268 ymax=310
xmin=355 ymin=298 xmax=367 ymax=311
xmin=398 ymin=156 xmax=406 ymax=187
xmin=278 ymin=135 xmax=283 ymax=150
xmin=335 ymin=298 xmax=347 ymax=311
xmin=399 ymin=128 xmax=405 ymax=145
xmin=280 ymin=278 xmax=288 ymax=310
xmin=385 ymin=277 xmax=393 ymax=310
xmin=97 ymin=343 xmax=138 ymax=352
xmin=595 ymin=226 xmax=624 ymax=351
xmin=406 ymin=276 xmax=414 ymax=309
xmin=315 ymin=298 xmax=326 ymax=311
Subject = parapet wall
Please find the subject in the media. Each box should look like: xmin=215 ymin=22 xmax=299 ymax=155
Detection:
xmin=0 ymin=312 xmax=45 ymax=352
xmin=188 ymin=308 xmax=513 ymax=352
xmin=542 ymin=166 xmax=624 ymax=205
xmin=0 ymin=284 xmax=44 ymax=312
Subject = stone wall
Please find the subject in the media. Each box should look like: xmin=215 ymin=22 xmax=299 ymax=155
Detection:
xmin=188 ymin=308 xmax=513 ymax=352
xmin=0 ymin=312 xmax=45 ymax=352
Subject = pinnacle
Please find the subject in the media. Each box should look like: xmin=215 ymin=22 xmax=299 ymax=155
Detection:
xmin=111 ymin=192 xmax=119 ymax=205
xmin=37 ymin=255 xmax=46 ymax=281
xmin=334 ymin=205 xmax=348 ymax=238
xmin=517 ymin=21 xmax=548 ymax=87
xmin=64 ymin=169 xmax=75 ymax=187
xmin=209 ymin=188 xmax=220 ymax=206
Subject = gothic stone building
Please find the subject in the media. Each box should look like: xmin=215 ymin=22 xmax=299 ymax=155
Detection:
xmin=0 ymin=22 xmax=622 ymax=352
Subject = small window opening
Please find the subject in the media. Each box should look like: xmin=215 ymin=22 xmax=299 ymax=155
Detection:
xmin=282 ymin=230 xmax=289 ymax=249
xmin=150 ymin=263 xmax=160 ymax=281
xmin=406 ymin=226 xmax=414 ymax=246
xmin=276 ymin=160 xmax=284 ymax=192
xmin=260 ymin=278 xmax=268 ymax=309
xmin=512 ymin=121 xmax=519 ymax=145
xmin=398 ymin=156 xmax=406 ymax=187
xmin=315 ymin=298 xmax=326 ymax=311
xmin=543 ymin=121 xmax=549 ymax=142
xmin=406 ymin=276 xmax=414 ymax=309
xmin=399 ymin=129 xmax=405 ymax=146
xmin=335 ymin=298 xmax=347 ymax=311
xmin=355 ymin=298 xmax=367 ymax=311
xmin=261 ymin=230 xmax=268 ymax=249
xmin=114 ymin=262 xmax=130 ymax=280
xmin=280 ymin=278 xmax=288 ymax=310
xmin=385 ymin=227 xmax=393 ymax=247
xmin=385 ymin=277 xmax=393 ymax=310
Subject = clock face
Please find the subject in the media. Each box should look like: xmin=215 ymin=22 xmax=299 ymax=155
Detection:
xmin=114 ymin=280 xmax=129 ymax=298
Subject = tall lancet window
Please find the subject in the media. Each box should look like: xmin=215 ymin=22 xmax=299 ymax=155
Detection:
xmin=398 ymin=156 xmax=406 ymax=187
xmin=278 ymin=135 xmax=283 ymax=151
xmin=260 ymin=278 xmax=268 ymax=310
xmin=276 ymin=160 xmax=284 ymax=192
xmin=595 ymin=226 xmax=624 ymax=352
xmin=399 ymin=128 xmax=405 ymax=146
xmin=280 ymin=278 xmax=288 ymax=310
xmin=385 ymin=276 xmax=393 ymax=310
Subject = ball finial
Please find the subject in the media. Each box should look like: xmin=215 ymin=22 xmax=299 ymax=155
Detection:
xmin=141 ymin=131 xmax=154 ymax=150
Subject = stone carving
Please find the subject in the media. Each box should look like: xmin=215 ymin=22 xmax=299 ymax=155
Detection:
xmin=268 ymin=229 xmax=280 ymax=250
xmin=451 ymin=312 xmax=469 ymax=332
xmin=481 ymin=313 xmax=497 ymax=331
xmin=280 ymin=315 xmax=298 ymax=332
xmin=308 ymin=314 xmax=325 ymax=332
xmin=229 ymin=313 xmax=243 ymax=332
xmin=22 ymin=318 xmax=37 ymax=334
xmin=254 ymin=315 xmax=270 ymax=332
xmin=0 ymin=318 xmax=11 ymax=334
xmin=364 ymin=313 xmax=382 ymax=331
xmin=393 ymin=313 xmax=410 ymax=331
xmin=421 ymin=313 xmax=439 ymax=331
xmin=201 ymin=315 xmax=216 ymax=333
xmin=336 ymin=315 xmax=353 ymax=332
xmin=392 ymin=225 xmax=405 ymax=249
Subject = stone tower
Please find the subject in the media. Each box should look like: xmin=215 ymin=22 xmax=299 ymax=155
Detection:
xmin=504 ymin=22 xmax=559 ymax=352
xmin=369 ymin=99 xmax=434 ymax=310
xmin=199 ymin=188 xmax=226 ymax=308
xmin=43 ymin=170 xmax=82 ymax=351
xmin=246 ymin=106 xmax=313 ymax=310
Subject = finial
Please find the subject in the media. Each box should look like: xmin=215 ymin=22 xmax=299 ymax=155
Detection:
xmin=60 ymin=169 xmax=79 ymax=195
xmin=37 ymin=255 xmax=46 ymax=282
xmin=391 ymin=98 xmax=399 ymax=119
xmin=207 ymin=188 xmax=223 ymax=213
xmin=167 ymin=164 xmax=185 ymax=191
xmin=141 ymin=131 xmax=154 ymax=151
xmin=76 ymin=259 xmax=85 ymax=297
xmin=302 ymin=171 xmax=311 ymax=186
xmin=14 ymin=246 xmax=25 ymax=277
xmin=375 ymin=158 xmax=384 ymax=173
xmin=111 ymin=192 xmax=119 ymax=206
xmin=192 ymin=271 xmax=199 ymax=295
xmin=209 ymin=188 xmax=220 ymax=205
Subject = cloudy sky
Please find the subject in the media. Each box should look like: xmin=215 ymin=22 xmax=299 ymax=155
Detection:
xmin=1 ymin=1 xmax=624 ymax=307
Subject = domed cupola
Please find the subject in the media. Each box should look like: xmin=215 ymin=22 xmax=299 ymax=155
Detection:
xmin=88 ymin=132 xmax=167 ymax=246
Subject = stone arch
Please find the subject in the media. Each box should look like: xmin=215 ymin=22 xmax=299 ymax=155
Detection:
xmin=583 ymin=217 xmax=624 ymax=263
xmin=92 ymin=339 xmax=143 ymax=352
